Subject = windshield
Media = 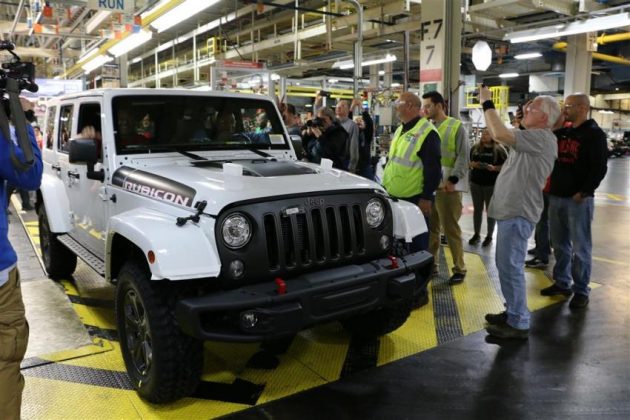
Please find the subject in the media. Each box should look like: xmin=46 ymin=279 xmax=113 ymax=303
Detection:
xmin=112 ymin=95 xmax=288 ymax=155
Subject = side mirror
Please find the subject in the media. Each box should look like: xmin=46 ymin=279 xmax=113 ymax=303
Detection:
xmin=68 ymin=138 xmax=104 ymax=182
xmin=69 ymin=138 xmax=98 ymax=163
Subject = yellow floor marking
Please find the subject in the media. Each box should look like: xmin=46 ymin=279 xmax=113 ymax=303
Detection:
xmin=69 ymin=302 xmax=117 ymax=331
xmin=243 ymin=348 xmax=330 ymax=404
xmin=378 ymin=290 xmax=438 ymax=366
xmin=447 ymin=249 xmax=505 ymax=335
xmin=130 ymin=393 xmax=249 ymax=420
xmin=51 ymin=341 xmax=127 ymax=372
xmin=23 ymin=377 xmax=143 ymax=420
xmin=285 ymin=323 xmax=351 ymax=381
xmin=593 ymin=255 xmax=630 ymax=266
xmin=37 ymin=340 xmax=115 ymax=364
xmin=604 ymin=193 xmax=625 ymax=201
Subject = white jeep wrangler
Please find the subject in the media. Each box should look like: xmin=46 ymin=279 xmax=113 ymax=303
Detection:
xmin=37 ymin=88 xmax=432 ymax=402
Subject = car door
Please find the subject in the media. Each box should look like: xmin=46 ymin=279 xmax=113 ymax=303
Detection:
xmin=64 ymin=100 xmax=109 ymax=258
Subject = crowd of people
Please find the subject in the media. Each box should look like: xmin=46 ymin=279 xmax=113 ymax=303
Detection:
xmin=288 ymin=86 xmax=608 ymax=341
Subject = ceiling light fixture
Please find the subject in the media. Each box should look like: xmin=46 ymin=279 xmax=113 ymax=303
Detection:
xmin=82 ymin=54 xmax=113 ymax=73
xmin=499 ymin=72 xmax=519 ymax=78
xmin=108 ymin=30 xmax=153 ymax=57
xmin=86 ymin=10 xmax=112 ymax=34
xmin=504 ymin=13 xmax=630 ymax=43
xmin=150 ymin=0 xmax=221 ymax=33
xmin=334 ymin=54 xmax=397 ymax=70
xmin=514 ymin=52 xmax=543 ymax=60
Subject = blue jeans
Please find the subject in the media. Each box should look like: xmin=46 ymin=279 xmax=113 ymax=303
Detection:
xmin=496 ymin=217 xmax=535 ymax=330
xmin=534 ymin=192 xmax=551 ymax=262
xmin=549 ymin=195 xmax=594 ymax=296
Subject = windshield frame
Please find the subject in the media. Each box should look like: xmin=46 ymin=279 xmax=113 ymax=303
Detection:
xmin=111 ymin=94 xmax=290 ymax=155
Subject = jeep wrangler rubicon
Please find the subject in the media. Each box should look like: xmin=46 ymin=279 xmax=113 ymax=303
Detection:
xmin=37 ymin=89 xmax=433 ymax=403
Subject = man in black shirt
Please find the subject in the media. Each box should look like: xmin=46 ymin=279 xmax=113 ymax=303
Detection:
xmin=541 ymin=94 xmax=608 ymax=309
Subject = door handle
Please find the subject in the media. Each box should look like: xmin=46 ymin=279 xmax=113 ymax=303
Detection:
xmin=68 ymin=170 xmax=80 ymax=180
xmin=51 ymin=163 xmax=61 ymax=171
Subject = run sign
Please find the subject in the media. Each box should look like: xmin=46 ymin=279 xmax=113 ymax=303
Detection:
xmin=87 ymin=0 xmax=134 ymax=13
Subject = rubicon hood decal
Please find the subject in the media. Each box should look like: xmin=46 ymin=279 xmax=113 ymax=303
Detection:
xmin=112 ymin=166 xmax=196 ymax=207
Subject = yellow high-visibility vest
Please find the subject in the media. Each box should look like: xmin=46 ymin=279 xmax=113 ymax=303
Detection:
xmin=436 ymin=116 xmax=461 ymax=168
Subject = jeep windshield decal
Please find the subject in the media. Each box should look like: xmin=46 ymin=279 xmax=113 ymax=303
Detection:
xmin=112 ymin=166 xmax=196 ymax=207
xmin=112 ymin=95 xmax=289 ymax=155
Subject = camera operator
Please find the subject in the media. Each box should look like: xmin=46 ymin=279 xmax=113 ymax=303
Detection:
xmin=479 ymin=84 xmax=558 ymax=340
xmin=308 ymin=107 xmax=347 ymax=169
xmin=0 ymin=98 xmax=43 ymax=420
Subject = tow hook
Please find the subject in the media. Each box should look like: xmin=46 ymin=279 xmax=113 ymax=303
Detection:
xmin=275 ymin=277 xmax=287 ymax=295
xmin=387 ymin=255 xmax=399 ymax=269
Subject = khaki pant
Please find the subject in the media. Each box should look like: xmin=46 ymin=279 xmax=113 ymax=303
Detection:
xmin=0 ymin=268 xmax=28 ymax=420
xmin=428 ymin=190 xmax=467 ymax=274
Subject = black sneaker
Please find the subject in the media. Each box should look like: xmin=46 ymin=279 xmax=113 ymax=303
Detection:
xmin=482 ymin=236 xmax=492 ymax=247
xmin=485 ymin=311 xmax=507 ymax=325
xmin=449 ymin=272 xmax=465 ymax=285
xmin=22 ymin=204 xmax=34 ymax=211
xmin=486 ymin=323 xmax=529 ymax=339
xmin=540 ymin=284 xmax=573 ymax=296
xmin=569 ymin=293 xmax=589 ymax=309
xmin=468 ymin=234 xmax=480 ymax=245
xmin=525 ymin=257 xmax=548 ymax=269
xmin=527 ymin=248 xmax=537 ymax=255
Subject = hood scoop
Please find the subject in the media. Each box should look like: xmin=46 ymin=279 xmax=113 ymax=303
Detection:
xmin=192 ymin=159 xmax=317 ymax=177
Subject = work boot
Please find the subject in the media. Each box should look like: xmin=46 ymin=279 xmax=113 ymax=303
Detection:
xmin=540 ymin=284 xmax=572 ymax=297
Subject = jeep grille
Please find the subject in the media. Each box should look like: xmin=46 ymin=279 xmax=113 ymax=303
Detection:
xmin=264 ymin=204 xmax=365 ymax=270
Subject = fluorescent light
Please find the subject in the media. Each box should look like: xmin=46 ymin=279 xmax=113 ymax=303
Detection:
xmin=328 ymin=79 xmax=339 ymax=83
xmin=79 ymin=47 xmax=101 ymax=63
xmin=514 ymin=52 xmax=542 ymax=60
xmin=86 ymin=10 xmax=111 ymax=34
xmin=598 ymin=110 xmax=614 ymax=114
xmin=499 ymin=72 xmax=519 ymax=78
xmin=82 ymin=54 xmax=113 ymax=73
xmin=335 ymin=54 xmax=397 ymax=70
xmin=391 ymin=82 xmax=401 ymax=87
xmin=150 ymin=0 xmax=221 ymax=33
xmin=378 ymin=70 xmax=385 ymax=75
xmin=109 ymin=30 xmax=152 ymax=57
xmin=505 ymin=13 xmax=630 ymax=43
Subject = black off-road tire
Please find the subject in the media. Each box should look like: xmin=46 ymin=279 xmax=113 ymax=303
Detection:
xmin=38 ymin=204 xmax=77 ymax=279
xmin=341 ymin=299 xmax=413 ymax=338
xmin=115 ymin=260 xmax=203 ymax=403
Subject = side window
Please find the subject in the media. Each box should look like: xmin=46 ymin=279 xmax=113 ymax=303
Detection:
xmin=58 ymin=104 xmax=74 ymax=153
xmin=45 ymin=105 xmax=56 ymax=149
xmin=77 ymin=103 xmax=103 ymax=161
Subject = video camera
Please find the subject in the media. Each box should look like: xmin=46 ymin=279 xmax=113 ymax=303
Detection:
xmin=0 ymin=40 xmax=38 ymax=93
xmin=0 ymin=40 xmax=39 ymax=171
xmin=306 ymin=117 xmax=324 ymax=128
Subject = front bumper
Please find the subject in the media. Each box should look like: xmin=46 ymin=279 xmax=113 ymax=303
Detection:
xmin=175 ymin=251 xmax=433 ymax=342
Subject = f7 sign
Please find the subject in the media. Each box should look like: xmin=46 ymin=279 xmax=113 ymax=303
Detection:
xmin=419 ymin=0 xmax=445 ymax=93
xmin=87 ymin=0 xmax=134 ymax=13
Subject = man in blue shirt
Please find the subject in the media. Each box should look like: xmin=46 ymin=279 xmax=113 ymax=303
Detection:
xmin=0 ymin=118 xmax=43 ymax=420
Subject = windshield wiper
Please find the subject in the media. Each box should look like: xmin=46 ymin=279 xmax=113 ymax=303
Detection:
xmin=175 ymin=148 xmax=207 ymax=161
xmin=243 ymin=145 xmax=274 ymax=159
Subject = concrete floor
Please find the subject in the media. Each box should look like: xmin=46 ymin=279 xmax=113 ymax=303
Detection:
xmin=13 ymin=156 xmax=630 ymax=419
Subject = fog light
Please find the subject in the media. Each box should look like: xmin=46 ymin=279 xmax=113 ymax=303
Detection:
xmin=240 ymin=311 xmax=259 ymax=329
xmin=380 ymin=235 xmax=390 ymax=250
xmin=228 ymin=260 xmax=245 ymax=279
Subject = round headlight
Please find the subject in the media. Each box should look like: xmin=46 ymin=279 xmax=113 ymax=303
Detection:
xmin=366 ymin=198 xmax=385 ymax=228
xmin=221 ymin=213 xmax=252 ymax=249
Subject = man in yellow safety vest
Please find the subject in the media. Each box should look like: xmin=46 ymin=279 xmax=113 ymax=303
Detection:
xmin=422 ymin=91 xmax=470 ymax=285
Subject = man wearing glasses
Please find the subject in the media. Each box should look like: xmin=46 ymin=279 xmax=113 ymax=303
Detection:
xmin=480 ymin=85 xmax=558 ymax=339
xmin=381 ymin=92 xmax=441 ymax=306
xmin=541 ymin=94 xmax=608 ymax=309
xmin=421 ymin=91 xmax=470 ymax=285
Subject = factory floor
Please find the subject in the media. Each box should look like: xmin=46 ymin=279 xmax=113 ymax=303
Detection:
xmin=13 ymin=157 xmax=630 ymax=419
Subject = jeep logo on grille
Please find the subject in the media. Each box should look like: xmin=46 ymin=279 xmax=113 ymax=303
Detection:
xmin=305 ymin=197 xmax=325 ymax=208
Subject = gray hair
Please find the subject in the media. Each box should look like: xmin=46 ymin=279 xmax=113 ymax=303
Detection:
xmin=537 ymin=95 xmax=561 ymax=129
xmin=318 ymin=106 xmax=336 ymax=121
